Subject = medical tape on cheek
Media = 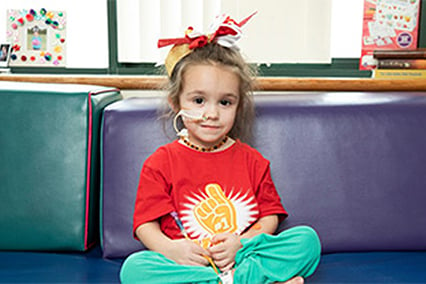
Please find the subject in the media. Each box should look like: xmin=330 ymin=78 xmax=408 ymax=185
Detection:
xmin=181 ymin=109 xmax=206 ymax=121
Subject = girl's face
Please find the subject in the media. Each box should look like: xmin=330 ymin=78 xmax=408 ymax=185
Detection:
xmin=178 ymin=64 xmax=240 ymax=148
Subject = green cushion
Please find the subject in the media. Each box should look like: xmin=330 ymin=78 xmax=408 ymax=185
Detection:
xmin=0 ymin=82 xmax=121 ymax=251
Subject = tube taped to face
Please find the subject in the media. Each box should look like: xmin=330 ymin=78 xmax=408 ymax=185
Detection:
xmin=173 ymin=109 xmax=206 ymax=137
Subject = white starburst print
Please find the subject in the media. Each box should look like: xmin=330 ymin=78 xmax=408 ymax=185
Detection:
xmin=180 ymin=183 xmax=259 ymax=245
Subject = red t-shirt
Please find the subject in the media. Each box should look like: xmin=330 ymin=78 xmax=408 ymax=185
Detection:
xmin=133 ymin=139 xmax=287 ymax=245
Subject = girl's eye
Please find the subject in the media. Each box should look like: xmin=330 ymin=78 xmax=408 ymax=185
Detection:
xmin=194 ymin=97 xmax=204 ymax=104
xmin=220 ymin=99 xmax=232 ymax=106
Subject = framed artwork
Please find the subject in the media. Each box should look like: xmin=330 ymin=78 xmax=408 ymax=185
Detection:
xmin=6 ymin=9 xmax=66 ymax=67
xmin=0 ymin=43 xmax=12 ymax=67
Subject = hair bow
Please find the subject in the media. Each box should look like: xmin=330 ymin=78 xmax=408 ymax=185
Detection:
xmin=158 ymin=12 xmax=256 ymax=76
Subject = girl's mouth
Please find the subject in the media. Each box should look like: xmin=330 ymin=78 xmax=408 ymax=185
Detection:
xmin=201 ymin=125 xmax=220 ymax=129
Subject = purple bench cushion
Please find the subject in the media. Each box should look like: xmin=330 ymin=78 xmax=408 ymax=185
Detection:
xmin=101 ymin=92 xmax=426 ymax=258
xmin=101 ymin=97 xmax=168 ymax=258
xmin=255 ymin=93 xmax=426 ymax=253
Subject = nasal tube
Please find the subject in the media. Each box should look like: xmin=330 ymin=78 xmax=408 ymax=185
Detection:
xmin=173 ymin=109 xmax=206 ymax=137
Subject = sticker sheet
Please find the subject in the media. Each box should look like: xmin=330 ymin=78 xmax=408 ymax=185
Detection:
xmin=359 ymin=0 xmax=421 ymax=70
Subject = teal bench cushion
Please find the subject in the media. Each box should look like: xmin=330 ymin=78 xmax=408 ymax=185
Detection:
xmin=0 ymin=82 xmax=121 ymax=251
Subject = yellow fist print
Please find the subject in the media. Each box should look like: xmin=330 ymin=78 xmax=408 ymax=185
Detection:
xmin=194 ymin=183 xmax=237 ymax=235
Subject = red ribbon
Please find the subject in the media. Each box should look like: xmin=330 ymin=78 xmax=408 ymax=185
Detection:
xmin=158 ymin=28 xmax=209 ymax=49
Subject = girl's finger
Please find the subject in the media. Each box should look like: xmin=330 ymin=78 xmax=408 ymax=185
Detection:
xmin=190 ymin=253 xmax=210 ymax=266
xmin=208 ymin=242 xmax=225 ymax=254
xmin=220 ymin=261 xmax=235 ymax=272
xmin=211 ymin=250 xmax=228 ymax=262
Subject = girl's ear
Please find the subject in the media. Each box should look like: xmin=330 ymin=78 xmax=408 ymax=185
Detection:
xmin=167 ymin=96 xmax=179 ymax=113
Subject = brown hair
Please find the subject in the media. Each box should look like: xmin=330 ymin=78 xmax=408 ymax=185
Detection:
xmin=161 ymin=43 xmax=257 ymax=144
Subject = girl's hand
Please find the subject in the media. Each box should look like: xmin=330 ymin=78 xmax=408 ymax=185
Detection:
xmin=164 ymin=238 xmax=211 ymax=267
xmin=209 ymin=233 xmax=242 ymax=272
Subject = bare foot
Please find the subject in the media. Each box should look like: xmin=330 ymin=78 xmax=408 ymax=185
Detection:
xmin=275 ymin=276 xmax=304 ymax=284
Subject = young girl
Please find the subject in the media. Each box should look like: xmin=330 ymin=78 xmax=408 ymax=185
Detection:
xmin=120 ymin=14 xmax=321 ymax=284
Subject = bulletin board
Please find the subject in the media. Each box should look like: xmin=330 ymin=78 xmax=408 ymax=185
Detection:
xmin=6 ymin=9 xmax=66 ymax=67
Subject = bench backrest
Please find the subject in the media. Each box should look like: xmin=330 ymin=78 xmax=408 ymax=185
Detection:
xmin=101 ymin=92 xmax=426 ymax=258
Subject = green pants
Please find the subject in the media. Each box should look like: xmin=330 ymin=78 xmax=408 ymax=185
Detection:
xmin=120 ymin=226 xmax=321 ymax=284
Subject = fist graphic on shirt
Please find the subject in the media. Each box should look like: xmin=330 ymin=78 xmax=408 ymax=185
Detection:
xmin=194 ymin=183 xmax=237 ymax=235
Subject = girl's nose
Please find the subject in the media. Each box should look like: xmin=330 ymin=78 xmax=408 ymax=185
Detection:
xmin=203 ymin=105 xmax=219 ymax=120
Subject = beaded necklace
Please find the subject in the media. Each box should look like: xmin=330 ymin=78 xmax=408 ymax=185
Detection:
xmin=181 ymin=136 xmax=228 ymax=152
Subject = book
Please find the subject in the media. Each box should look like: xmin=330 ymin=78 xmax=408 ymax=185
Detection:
xmin=373 ymin=69 xmax=426 ymax=79
xmin=373 ymin=48 xmax=426 ymax=59
xmin=377 ymin=58 xmax=426 ymax=69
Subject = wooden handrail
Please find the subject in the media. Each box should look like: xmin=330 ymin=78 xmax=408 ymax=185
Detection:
xmin=0 ymin=74 xmax=425 ymax=91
